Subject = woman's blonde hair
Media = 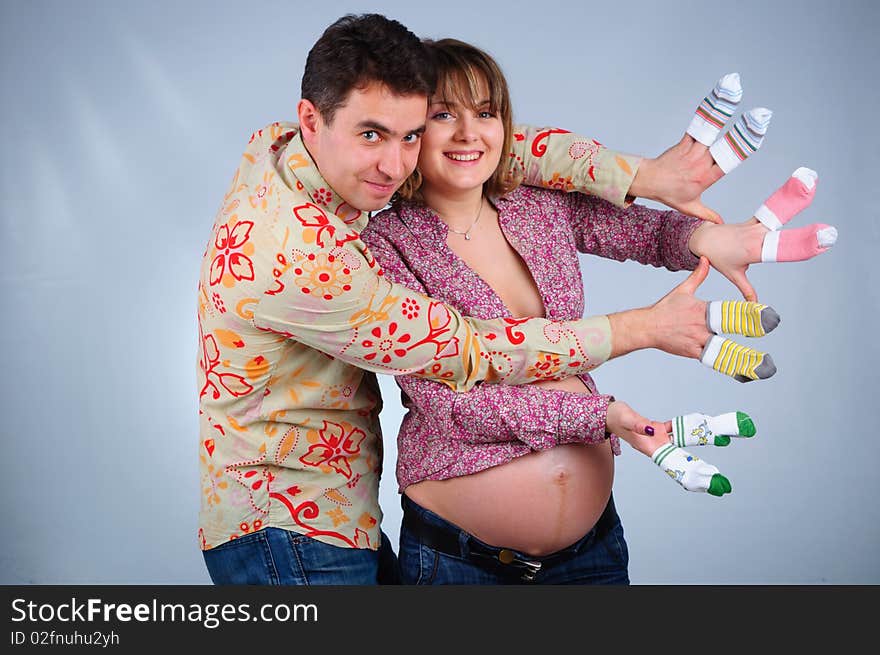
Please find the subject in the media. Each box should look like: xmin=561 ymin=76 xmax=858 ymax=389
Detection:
xmin=395 ymin=38 xmax=521 ymax=202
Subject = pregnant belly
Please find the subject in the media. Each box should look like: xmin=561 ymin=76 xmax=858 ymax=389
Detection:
xmin=405 ymin=440 xmax=614 ymax=557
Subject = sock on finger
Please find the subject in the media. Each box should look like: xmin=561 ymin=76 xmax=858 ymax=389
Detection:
xmin=671 ymin=411 xmax=756 ymax=447
xmin=701 ymin=334 xmax=776 ymax=382
xmin=754 ymin=167 xmax=818 ymax=230
xmin=707 ymin=300 xmax=780 ymax=337
xmin=710 ymin=107 xmax=773 ymax=174
xmin=651 ymin=443 xmax=732 ymax=496
xmin=686 ymin=73 xmax=743 ymax=146
xmin=761 ymin=223 xmax=838 ymax=262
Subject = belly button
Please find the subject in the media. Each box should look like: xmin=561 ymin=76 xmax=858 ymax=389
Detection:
xmin=551 ymin=466 xmax=570 ymax=485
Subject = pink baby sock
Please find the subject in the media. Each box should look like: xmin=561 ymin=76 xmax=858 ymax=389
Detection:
xmin=761 ymin=224 xmax=838 ymax=262
xmin=754 ymin=167 xmax=818 ymax=230
xmin=757 ymin=167 xmax=838 ymax=263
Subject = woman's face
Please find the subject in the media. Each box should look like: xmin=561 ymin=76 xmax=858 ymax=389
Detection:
xmin=417 ymin=76 xmax=505 ymax=197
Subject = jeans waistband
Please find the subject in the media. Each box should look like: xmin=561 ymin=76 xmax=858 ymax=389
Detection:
xmin=401 ymin=493 xmax=618 ymax=581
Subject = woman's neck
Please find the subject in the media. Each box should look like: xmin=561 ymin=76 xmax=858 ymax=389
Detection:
xmin=421 ymin=183 xmax=485 ymax=230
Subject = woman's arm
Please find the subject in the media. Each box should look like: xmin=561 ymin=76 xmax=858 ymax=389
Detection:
xmin=562 ymin=191 xmax=702 ymax=271
xmin=397 ymin=373 xmax=613 ymax=450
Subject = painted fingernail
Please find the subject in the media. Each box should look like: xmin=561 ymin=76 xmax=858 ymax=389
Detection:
xmin=645 ymin=426 xmax=655 ymax=436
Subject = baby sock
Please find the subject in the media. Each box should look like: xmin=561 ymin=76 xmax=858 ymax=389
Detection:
xmin=754 ymin=167 xmax=818 ymax=230
xmin=671 ymin=411 xmax=756 ymax=447
xmin=761 ymin=224 xmax=838 ymax=263
xmin=651 ymin=443 xmax=732 ymax=496
xmin=701 ymin=334 xmax=776 ymax=383
xmin=710 ymin=107 xmax=773 ymax=174
xmin=754 ymin=167 xmax=838 ymax=262
xmin=707 ymin=300 xmax=780 ymax=337
xmin=686 ymin=73 xmax=743 ymax=146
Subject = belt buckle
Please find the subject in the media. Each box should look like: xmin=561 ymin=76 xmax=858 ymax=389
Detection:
xmin=498 ymin=549 xmax=542 ymax=582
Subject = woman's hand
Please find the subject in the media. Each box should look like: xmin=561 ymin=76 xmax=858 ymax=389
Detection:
xmin=606 ymin=400 xmax=671 ymax=457
xmin=688 ymin=219 xmax=766 ymax=301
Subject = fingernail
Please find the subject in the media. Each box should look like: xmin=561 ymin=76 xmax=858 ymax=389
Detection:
xmin=645 ymin=426 xmax=655 ymax=436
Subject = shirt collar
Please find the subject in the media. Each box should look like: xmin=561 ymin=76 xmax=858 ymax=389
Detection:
xmin=276 ymin=127 xmax=369 ymax=232
xmin=395 ymin=193 xmax=509 ymax=241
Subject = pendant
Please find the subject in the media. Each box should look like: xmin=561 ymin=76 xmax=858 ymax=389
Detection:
xmin=464 ymin=233 xmax=471 ymax=240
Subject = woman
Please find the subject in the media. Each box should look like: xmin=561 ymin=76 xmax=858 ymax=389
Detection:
xmin=360 ymin=39 xmax=750 ymax=584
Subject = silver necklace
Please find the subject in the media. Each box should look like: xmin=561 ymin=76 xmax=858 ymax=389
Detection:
xmin=445 ymin=197 xmax=483 ymax=241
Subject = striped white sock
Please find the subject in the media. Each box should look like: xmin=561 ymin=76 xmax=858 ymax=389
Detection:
xmin=710 ymin=107 xmax=773 ymax=174
xmin=686 ymin=73 xmax=743 ymax=146
xmin=671 ymin=412 xmax=756 ymax=447
xmin=651 ymin=443 xmax=732 ymax=496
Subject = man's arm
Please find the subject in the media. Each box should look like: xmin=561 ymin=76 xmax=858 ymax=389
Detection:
xmin=359 ymin=225 xmax=613 ymax=448
xmin=236 ymin=125 xmax=616 ymax=393
xmin=254 ymin=209 xmax=611 ymax=392
xmin=511 ymin=116 xmax=728 ymax=224
xmin=508 ymin=124 xmax=640 ymax=208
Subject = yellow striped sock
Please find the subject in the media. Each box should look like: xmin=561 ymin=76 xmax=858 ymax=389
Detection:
xmin=709 ymin=300 xmax=780 ymax=337
xmin=701 ymin=335 xmax=776 ymax=382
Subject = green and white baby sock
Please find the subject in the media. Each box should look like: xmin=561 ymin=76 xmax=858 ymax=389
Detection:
xmin=671 ymin=411 xmax=756 ymax=447
xmin=651 ymin=443 xmax=732 ymax=497
xmin=652 ymin=411 xmax=756 ymax=496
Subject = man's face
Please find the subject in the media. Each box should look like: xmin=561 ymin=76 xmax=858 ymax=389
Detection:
xmin=308 ymin=83 xmax=427 ymax=212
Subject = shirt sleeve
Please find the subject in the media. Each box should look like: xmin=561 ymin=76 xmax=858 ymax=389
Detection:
xmin=563 ymin=192 xmax=703 ymax=271
xmin=400 ymin=374 xmax=613 ymax=449
xmin=509 ymin=124 xmax=641 ymax=208
xmin=253 ymin=203 xmax=612 ymax=392
xmin=361 ymin=226 xmax=614 ymax=449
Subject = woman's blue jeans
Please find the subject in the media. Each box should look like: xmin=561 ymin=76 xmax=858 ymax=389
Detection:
xmin=399 ymin=494 xmax=629 ymax=585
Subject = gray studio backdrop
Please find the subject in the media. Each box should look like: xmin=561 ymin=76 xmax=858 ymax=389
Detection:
xmin=1 ymin=0 xmax=877 ymax=584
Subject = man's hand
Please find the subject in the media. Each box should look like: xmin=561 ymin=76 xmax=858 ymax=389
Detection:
xmin=645 ymin=256 xmax=713 ymax=358
xmin=608 ymin=257 xmax=712 ymax=360
xmin=628 ymin=135 xmax=725 ymax=224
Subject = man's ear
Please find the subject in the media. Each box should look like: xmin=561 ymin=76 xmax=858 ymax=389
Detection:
xmin=297 ymin=99 xmax=321 ymax=142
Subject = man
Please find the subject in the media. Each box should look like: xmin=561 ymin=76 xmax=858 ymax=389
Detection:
xmin=197 ymin=14 xmax=736 ymax=584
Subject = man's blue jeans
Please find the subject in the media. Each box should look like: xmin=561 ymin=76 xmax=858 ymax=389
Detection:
xmin=203 ymin=528 xmax=400 ymax=585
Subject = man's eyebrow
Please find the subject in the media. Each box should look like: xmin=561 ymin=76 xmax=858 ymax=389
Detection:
xmin=355 ymin=120 xmax=393 ymax=134
xmin=355 ymin=120 xmax=426 ymax=137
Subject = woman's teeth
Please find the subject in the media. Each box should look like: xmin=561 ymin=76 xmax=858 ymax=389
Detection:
xmin=446 ymin=153 xmax=481 ymax=161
